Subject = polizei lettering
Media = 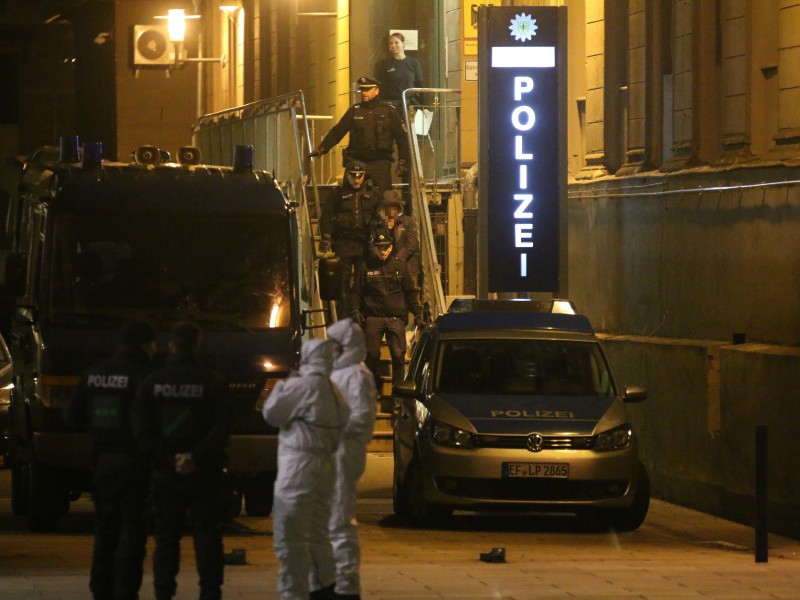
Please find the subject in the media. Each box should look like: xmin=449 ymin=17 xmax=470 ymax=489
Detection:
xmin=154 ymin=383 xmax=204 ymax=398
xmin=513 ymin=76 xmax=535 ymax=278
xmin=491 ymin=409 xmax=574 ymax=419
xmin=87 ymin=374 xmax=129 ymax=389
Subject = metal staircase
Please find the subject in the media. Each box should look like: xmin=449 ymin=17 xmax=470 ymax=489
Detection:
xmin=193 ymin=88 xmax=465 ymax=451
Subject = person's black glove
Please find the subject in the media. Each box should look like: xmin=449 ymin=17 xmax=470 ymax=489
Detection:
xmin=308 ymin=147 xmax=324 ymax=159
xmin=396 ymin=159 xmax=408 ymax=178
xmin=413 ymin=315 xmax=427 ymax=330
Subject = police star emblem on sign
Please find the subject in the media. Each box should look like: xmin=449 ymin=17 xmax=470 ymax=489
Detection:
xmin=508 ymin=13 xmax=538 ymax=41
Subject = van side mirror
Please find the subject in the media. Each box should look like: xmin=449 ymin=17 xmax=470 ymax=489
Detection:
xmin=623 ymin=385 xmax=647 ymax=402
xmin=3 ymin=252 xmax=27 ymax=297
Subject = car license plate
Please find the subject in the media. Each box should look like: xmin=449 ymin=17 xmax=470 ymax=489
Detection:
xmin=503 ymin=462 xmax=569 ymax=478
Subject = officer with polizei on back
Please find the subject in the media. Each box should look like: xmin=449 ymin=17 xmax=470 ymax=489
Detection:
xmin=319 ymin=159 xmax=382 ymax=316
xmin=133 ymin=321 xmax=231 ymax=600
xmin=64 ymin=320 xmax=158 ymax=600
xmin=349 ymin=226 xmax=424 ymax=393
xmin=309 ymin=76 xmax=410 ymax=195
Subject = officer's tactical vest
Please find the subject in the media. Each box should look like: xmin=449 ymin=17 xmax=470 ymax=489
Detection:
xmin=350 ymin=104 xmax=394 ymax=154
xmin=333 ymin=189 xmax=376 ymax=236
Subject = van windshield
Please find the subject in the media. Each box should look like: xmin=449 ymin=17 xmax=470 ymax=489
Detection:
xmin=46 ymin=212 xmax=292 ymax=331
xmin=435 ymin=339 xmax=614 ymax=397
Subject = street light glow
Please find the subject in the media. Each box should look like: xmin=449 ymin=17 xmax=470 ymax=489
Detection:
xmin=167 ymin=8 xmax=185 ymax=43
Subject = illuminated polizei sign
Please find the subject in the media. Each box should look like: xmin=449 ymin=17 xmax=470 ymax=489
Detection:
xmin=478 ymin=7 xmax=566 ymax=293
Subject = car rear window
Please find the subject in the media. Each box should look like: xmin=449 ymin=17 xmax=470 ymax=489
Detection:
xmin=435 ymin=339 xmax=613 ymax=397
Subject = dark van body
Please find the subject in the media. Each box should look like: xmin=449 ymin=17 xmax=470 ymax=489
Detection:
xmin=2 ymin=154 xmax=315 ymax=530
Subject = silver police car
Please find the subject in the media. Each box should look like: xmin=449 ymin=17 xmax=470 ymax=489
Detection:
xmin=392 ymin=299 xmax=649 ymax=530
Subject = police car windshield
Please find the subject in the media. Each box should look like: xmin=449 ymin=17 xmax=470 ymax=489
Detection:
xmin=435 ymin=339 xmax=614 ymax=397
xmin=46 ymin=213 xmax=292 ymax=331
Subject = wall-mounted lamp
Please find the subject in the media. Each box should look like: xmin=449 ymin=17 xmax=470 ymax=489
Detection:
xmin=155 ymin=8 xmax=226 ymax=68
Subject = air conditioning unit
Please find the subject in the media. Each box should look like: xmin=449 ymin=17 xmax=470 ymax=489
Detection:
xmin=132 ymin=23 xmax=172 ymax=66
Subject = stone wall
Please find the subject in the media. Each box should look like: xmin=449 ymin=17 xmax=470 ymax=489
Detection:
xmin=570 ymin=164 xmax=800 ymax=539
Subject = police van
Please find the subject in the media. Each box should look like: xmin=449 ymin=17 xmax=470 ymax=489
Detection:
xmin=1 ymin=138 xmax=326 ymax=530
xmin=392 ymin=299 xmax=650 ymax=530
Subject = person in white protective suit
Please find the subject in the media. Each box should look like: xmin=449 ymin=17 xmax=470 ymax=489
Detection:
xmin=325 ymin=318 xmax=377 ymax=600
xmin=262 ymin=338 xmax=350 ymax=600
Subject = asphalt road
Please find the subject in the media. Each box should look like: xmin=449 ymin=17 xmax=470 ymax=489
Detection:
xmin=1 ymin=454 xmax=799 ymax=599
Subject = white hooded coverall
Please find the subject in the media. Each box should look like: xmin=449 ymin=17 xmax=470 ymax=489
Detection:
xmin=262 ymin=338 xmax=350 ymax=600
xmin=325 ymin=319 xmax=377 ymax=597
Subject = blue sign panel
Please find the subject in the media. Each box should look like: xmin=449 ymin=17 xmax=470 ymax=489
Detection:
xmin=478 ymin=7 xmax=566 ymax=293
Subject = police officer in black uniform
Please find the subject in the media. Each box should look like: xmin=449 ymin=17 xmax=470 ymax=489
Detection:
xmin=133 ymin=321 xmax=230 ymax=600
xmin=309 ymin=76 xmax=410 ymax=195
xmin=320 ymin=159 xmax=382 ymax=316
xmin=64 ymin=320 xmax=158 ymax=600
xmin=349 ymin=227 xmax=423 ymax=392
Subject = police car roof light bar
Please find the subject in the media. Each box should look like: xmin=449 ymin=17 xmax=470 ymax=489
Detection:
xmin=81 ymin=142 xmax=103 ymax=169
xmin=59 ymin=135 xmax=80 ymax=163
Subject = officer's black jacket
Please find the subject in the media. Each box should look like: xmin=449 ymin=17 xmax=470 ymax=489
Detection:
xmin=350 ymin=252 xmax=422 ymax=320
xmin=318 ymin=97 xmax=410 ymax=163
xmin=64 ymin=344 xmax=154 ymax=455
xmin=320 ymin=181 xmax=382 ymax=243
xmin=133 ymin=352 xmax=230 ymax=474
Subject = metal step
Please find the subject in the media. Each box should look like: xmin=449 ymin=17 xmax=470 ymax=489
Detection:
xmin=368 ymin=412 xmax=393 ymax=453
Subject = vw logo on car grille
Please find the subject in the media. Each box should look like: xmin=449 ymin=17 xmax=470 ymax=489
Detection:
xmin=526 ymin=433 xmax=544 ymax=452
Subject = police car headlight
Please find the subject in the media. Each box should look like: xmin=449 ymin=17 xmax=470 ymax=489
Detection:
xmin=593 ymin=424 xmax=633 ymax=452
xmin=429 ymin=421 xmax=476 ymax=448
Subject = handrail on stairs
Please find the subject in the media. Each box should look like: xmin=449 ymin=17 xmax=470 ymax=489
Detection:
xmin=402 ymin=87 xmax=462 ymax=320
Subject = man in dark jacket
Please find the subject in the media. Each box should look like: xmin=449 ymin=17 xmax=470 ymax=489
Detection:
xmin=320 ymin=160 xmax=383 ymax=315
xmin=380 ymin=189 xmax=419 ymax=281
xmin=133 ymin=321 xmax=230 ymax=600
xmin=64 ymin=320 xmax=157 ymax=600
xmin=349 ymin=227 xmax=423 ymax=392
xmin=309 ymin=76 xmax=410 ymax=195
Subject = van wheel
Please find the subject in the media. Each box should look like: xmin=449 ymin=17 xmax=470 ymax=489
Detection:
xmin=244 ymin=473 xmax=275 ymax=517
xmin=397 ymin=460 xmax=452 ymax=526
xmin=228 ymin=489 xmax=243 ymax=519
xmin=25 ymin=460 xmax=67 ymax=532
xmin=11 ymin=460 xmax=29 ymax=516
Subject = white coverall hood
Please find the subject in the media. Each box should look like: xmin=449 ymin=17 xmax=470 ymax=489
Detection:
xmin=327 ymin=318 xmax=367 ymax=371
xmin=298 ymin=337 xmax=334 ymax=377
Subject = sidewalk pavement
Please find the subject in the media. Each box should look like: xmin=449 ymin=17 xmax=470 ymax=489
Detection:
xmin=2 ymin=453 xmax=799 ymax=599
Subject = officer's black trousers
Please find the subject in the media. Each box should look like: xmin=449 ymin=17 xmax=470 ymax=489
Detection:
xmin=150 ymin=470 xmax=225 ymax=600
xmin=90 ymin=455 xmax=149 ymax=600
xmin=362 ymin=159 xmax=393 ymax=196
xmin=364 ymin=316 xmax=407 ymax=392
xmin=335 ymin=253 xmax=364 ymax=318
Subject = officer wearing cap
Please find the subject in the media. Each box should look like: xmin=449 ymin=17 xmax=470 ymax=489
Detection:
xmin=349 ymin=226 xmax=423 ymax=392
xmin=319 ymin=159 xmax=383 ymax=317
xmin=380 ymin=189 xmax=420 ymax=281
xmin=309 ymin=76 xmax=410 ymax=195
xmin=64 ymin=320 xmax=158 ymax=600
